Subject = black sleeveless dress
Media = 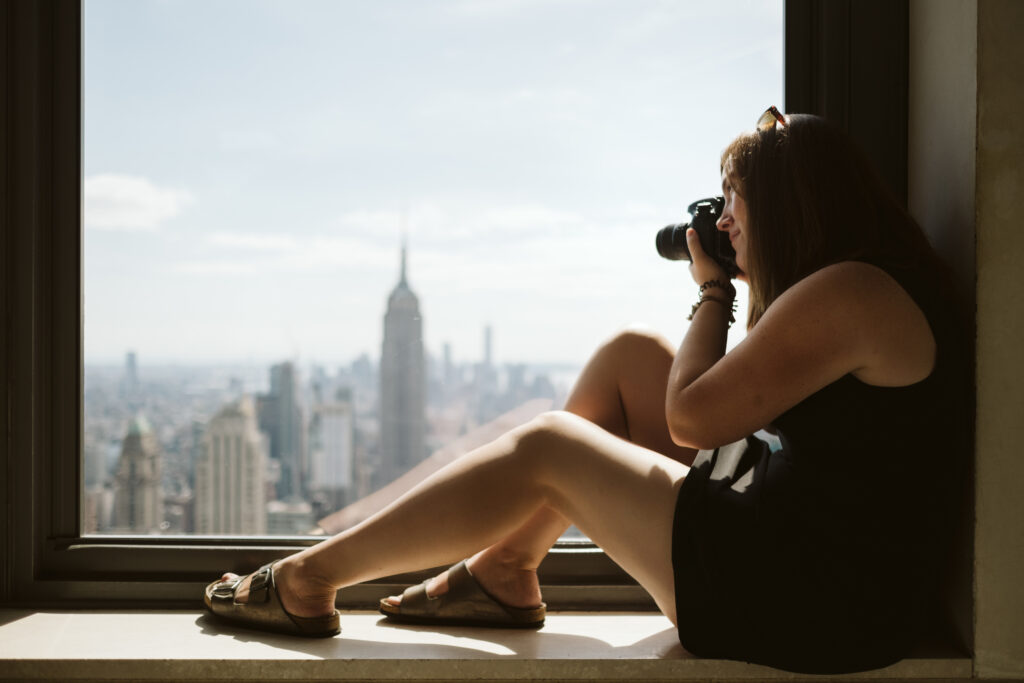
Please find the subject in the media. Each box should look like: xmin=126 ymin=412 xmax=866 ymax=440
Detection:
xmin=670 ymin=261 xmax=969 ymax=674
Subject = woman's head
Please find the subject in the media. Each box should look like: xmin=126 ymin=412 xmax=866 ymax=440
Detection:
xmin=721 ymin=113 xmax=935 ymax=327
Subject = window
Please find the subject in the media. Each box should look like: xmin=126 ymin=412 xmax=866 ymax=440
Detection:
xmin=82 ymin=0 xmax=781 ymax=546
xmin=3 ymin=0 xmax=911 ymax=609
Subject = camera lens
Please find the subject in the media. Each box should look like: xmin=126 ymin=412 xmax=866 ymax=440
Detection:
xmin=655 ymin=223 xmax=691 ymax=261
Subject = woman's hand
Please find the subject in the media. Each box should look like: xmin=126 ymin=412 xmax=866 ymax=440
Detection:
xmin=686 ymin=228 xmax=730 ymax=286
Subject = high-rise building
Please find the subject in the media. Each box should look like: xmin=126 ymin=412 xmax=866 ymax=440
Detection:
xmin=258 ymin=362 xmax=306 ymax=500
xmin=266 ymin=499 xmax=315 ymax=535
xmin=308 ymin=389 xmax=356 ymax=513
xmin=121 ymin=350 xmax=140 ymax=408
xmin=194 ymin=396 xmax=267 ymax=535
xmin=124 ymin=351 xmax=138 ymax=391
xmin=112 ymin=415 xmax=163 ymax=533
xmin=380 ymin=243 xmax=426 ymax=485
xmin=474 ymin=324 xmax=500 ymax=423
xmin=484 ymin=325 xmax=493 ymax=368
xmin=443 ymin=342 xmax=454 ymax=384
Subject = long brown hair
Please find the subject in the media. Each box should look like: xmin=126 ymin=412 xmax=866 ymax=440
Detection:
xmin=722 ymin=114 xmax=937 ymax=328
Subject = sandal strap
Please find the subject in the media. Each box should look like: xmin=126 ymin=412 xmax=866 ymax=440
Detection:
xmin=397 ymin=579 xmax=433 ymax=610
xmin=210 ymin=576 xmax=242 ymax=600
xmin=247 ymin=563 xmax=274 ymax=603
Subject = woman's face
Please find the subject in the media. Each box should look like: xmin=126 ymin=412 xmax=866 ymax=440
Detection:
xmin=716 ymin=162 xmax=749 ymax=275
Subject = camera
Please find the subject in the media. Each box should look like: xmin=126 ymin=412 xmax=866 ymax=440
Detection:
xmin=655 ymin=196 xmax=739 ymax=277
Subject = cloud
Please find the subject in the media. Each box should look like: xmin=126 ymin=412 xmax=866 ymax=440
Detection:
xmin=479 ymin=205 xmax=585 ymax=233
xmin=416 ymin=86 xmax=589 ymax=126
xmin=177 ymin=232 xmax=395 ymax=276
xmin=449 ymin=0 xmax=561 ymax=17
xmin=217 ymin=128 xmax=283 ymax=153
xmin=173 ymin=260 xmax=263 ymax=276
xmin=335 ymin=209 xmax=408 ymax=240
xmin=335 ymin=202 xmax=589 ymax=247
xmin=84 ymin=174 xmax=194 ymax=231
xmin=207 ymin=232 xmax=298 ymax=251
xmin=283 ymin=235 xmax=396 ymax=270
xmin=176 ymin=201 xmax=611 ymax=280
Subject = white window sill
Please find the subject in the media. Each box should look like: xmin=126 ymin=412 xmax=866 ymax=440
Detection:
xmin=0 ymin=608 xmax=970 ymax=682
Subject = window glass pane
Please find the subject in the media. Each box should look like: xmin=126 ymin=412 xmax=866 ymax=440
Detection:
xmin=82 ymin=0 xmax=783 ymax=536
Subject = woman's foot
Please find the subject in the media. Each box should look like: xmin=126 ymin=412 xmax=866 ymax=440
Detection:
xmin=383 ymin=547 xmax=543 ymax=609
xmin=216 ymin=555 xmax=337 ymax=619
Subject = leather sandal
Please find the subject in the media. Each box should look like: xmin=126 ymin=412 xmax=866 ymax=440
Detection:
xmin=379 ymin=560 xmax=545 ymax=629
xmin=204 ymin=561 xmax=341 ymax=637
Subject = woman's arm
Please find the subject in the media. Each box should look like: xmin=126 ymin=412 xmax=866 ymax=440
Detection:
xmin=665 ymin=261 xmax=936 ymax=450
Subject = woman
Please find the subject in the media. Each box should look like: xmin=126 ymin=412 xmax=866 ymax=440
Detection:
xmin=205 ymin=110 xmax=967 ymax=674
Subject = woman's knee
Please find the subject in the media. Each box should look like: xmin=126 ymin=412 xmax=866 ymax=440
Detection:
xmin=600 ymin=326 xmax=675 ymax=364
xmin=512 ymin=410 xmax=604 ymax=475
xmin=517 ymin=410 xmax=580 ymax=450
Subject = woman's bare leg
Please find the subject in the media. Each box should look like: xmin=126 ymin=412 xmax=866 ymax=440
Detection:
xmin=225 ymin=329 xmax=696 ymax=613
xmin=263 ymin=410 xmax=689 ymax=623
xmin=490 ymin=327 xmax=700 ymax=550
xmin=564 ymin=327 xmax=699 ymax=463
xmin=408 ymin=328 xmax=697 ymax=607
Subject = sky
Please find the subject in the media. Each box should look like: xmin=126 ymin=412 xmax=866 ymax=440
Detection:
xmin=83 ymin=0 xmax=783 ymax=367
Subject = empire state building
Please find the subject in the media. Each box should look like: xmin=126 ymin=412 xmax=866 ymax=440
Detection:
xmin=379 ymin=244 xmax=426 ymax=484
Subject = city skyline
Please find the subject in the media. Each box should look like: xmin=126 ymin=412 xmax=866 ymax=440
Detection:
xmin=82 ymin=334 xmax=572 ymax=536
xmin=83 ymin=236 xmax=568 ymax=536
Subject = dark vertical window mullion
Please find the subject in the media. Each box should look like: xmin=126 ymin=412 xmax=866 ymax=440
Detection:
xmin=784 ymin=0 xmax=818 ymax=115
xmin=785 ymin=0 xmax=852 ymax=123
xmin=30 ymin=0 xmax=58 ymax=565
xmin=784 ymin=0 xmax=908 ymax=204
xmin=51 ymin=0 xmax=82 ymax=544
xmin=0 ymin=0 xmax=11 ymax=603
xmin=848 ymin=1 xmax=909 ymax=204
xmin=5 ymin=0 xmax=56 ymax=603
xmin=0 ymin=0 xmax=81 ymax=603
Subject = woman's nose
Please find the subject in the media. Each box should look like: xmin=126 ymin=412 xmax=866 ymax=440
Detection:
xmin=716 ymin=213 xmax=730 ymax=231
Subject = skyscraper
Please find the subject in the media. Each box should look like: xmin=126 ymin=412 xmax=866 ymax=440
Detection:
xmin=484 ymin=324 xmax=493 ymax=368
xmin=194 ymin=396 xmax=267 ymax=535
xmin=474 ymin=324 xmax=499 ymax=423
xmin=380 ymin=243 xmax=426 ymax=485
xmin=308 ymin=389 xmax=356 ymax=513
xmin=123 ymin=351 xmax=139 ymax=397
xmin=258 ymin=362 xmax=306 ymax=500
xmin=112 ymin=415 xmax=163 ymax=533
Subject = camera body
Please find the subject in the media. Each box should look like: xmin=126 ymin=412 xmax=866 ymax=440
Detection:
xmin=655 ymin=196 xmax=739 ymax=277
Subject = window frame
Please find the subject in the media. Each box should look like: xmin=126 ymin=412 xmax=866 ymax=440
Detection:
xmin=0 ymin=0 xmax=652 ymax=609
xmin=1 ymin=0 xmax=909 ymax=609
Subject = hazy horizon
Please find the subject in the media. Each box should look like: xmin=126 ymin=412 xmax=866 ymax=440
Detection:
xmin=84 ymin=0 xmax=780 ymax=366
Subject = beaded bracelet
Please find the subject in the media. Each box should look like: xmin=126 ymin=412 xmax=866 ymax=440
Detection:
xmin=699 ymin=278 xmax=737 ymax=300
xmin=687 ymin=295 xmax=736 ymax=325
xmin=687 ymin=294 xmax=737 ymax=326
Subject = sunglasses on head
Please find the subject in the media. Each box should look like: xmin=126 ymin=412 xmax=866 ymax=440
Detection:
xmin=756 ymin=105 xmax=787 ymax=132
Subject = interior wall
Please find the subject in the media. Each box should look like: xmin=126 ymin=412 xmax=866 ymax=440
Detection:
xmin=910 ymin=0 xmax=1024 ymax=678
xmin=906 ymin=0 xmax=977 ymax=657
xmin=973 ymin=0 xmax=1024 ymax=678
xmin=907 ymin=0 xmax=977 ymax=294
